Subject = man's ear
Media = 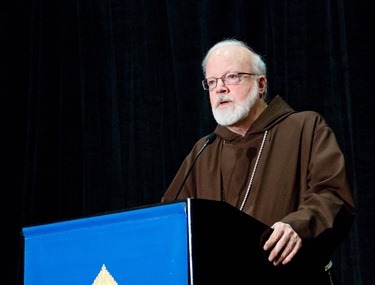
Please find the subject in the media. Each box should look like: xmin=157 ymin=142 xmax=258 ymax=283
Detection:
xmin=258 ymin=76 xmax=267 ymax=95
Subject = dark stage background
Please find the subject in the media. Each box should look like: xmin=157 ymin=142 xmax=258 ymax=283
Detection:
xmin=2 ymin=0 xmax=374 ymax=284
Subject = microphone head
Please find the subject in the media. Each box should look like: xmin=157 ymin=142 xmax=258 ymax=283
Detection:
xmin=205 ymin=133 xmax=217 ymax=145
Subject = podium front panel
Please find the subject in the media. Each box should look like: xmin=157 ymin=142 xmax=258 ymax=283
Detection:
xmin=22 ymin=202 xmax=189 ymax=285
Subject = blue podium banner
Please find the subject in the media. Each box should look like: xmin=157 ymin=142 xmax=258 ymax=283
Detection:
xmin=22 ymin=202 xmax=188 ymax=285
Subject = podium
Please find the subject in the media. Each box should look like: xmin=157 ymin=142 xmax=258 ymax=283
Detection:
xmin=22 ymin=198 xmax=313 ymax=284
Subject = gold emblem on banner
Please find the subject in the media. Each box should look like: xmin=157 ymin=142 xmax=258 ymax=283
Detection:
xmin=92 ymin=264 xmax=119 ymax=285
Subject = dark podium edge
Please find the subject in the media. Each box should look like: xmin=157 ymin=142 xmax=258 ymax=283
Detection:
xmin=183 ymin=198 xmax=275 ymax=284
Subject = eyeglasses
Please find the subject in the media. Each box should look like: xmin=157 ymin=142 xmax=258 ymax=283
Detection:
xmin=202 ymin=72 xmax=258 ymax=91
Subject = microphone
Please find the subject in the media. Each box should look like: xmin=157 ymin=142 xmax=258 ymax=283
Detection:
xmin=174 ymin=132 xmax=217 ymax=200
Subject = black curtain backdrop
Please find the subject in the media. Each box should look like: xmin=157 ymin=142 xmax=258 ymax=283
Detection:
xmin=2 ymin=0 xmax=374 ymax=284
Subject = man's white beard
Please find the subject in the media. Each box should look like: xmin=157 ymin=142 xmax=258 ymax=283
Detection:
xmin=212 ymin=84 xmax=259 ymax=126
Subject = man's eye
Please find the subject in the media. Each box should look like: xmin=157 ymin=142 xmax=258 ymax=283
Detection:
xmin=207 ymin=80 xmax=216 ymax=86
xmin=227 ymin=74 xmax=238 ymax=80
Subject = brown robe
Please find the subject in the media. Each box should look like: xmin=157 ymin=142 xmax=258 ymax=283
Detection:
xmin=162 ymin=96 xmax=355 ymax=257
